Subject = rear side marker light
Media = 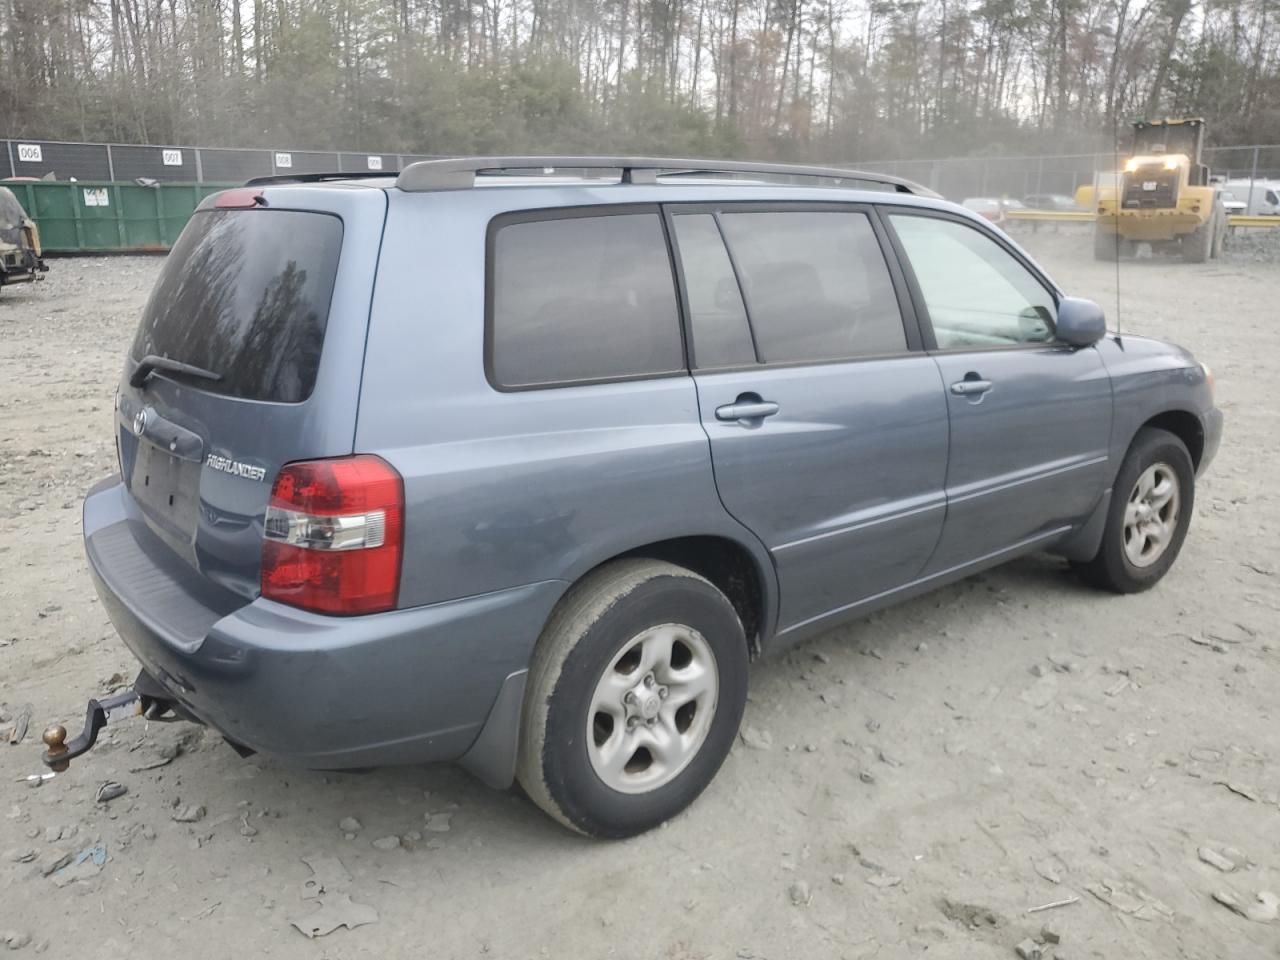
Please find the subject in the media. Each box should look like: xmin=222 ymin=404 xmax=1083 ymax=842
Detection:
xmin=261 ymin=456 xmax=403 ymax=615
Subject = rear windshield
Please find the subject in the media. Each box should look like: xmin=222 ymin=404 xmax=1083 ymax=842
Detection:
xmin=130 ymin=209 xmax=343 ymax=403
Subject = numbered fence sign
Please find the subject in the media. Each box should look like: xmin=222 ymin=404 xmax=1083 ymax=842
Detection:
xmin=275 ymin=153 xmax=293 ymax=169
xmin=17 ymin=144 xmax=43 ymax=163
xmin=83 ymin=188 xmax=110 ymax=207
xmin=367 ymin=156 xmax=383 ymax=170
xmin=161 ymin=149 xmax=183 ymax=166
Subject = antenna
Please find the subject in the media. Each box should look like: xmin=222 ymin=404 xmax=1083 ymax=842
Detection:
xmin=1112 ymin=115 xmax=1123 ymax=344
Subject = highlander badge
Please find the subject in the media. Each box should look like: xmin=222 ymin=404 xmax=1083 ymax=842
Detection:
xmin=205 ymin=453 xmax=267 ymax=483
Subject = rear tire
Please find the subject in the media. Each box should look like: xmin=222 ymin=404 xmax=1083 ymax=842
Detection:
xmin=517 ymin=559 xmax=749 ymax=839
xmin=1072 ymin=427 xmax=1195 ymax=593
xmin=1182 ymin=219 xmax=1213 ymax=263
xmin=1210 ymin=206 xmax=1227 ymax=258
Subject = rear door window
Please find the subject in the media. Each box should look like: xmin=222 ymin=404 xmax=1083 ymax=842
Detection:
xmin=716 ymin=210 xmax=907 ymax=363
xmin=489 ymin=211 xmax=684 ymax=389
xmin=131 ymin=210 xmax=343 ymax=403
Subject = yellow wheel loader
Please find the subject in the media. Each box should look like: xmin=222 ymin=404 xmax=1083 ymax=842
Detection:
xmin=1093 ymin=118 xmax=1228 ymax=263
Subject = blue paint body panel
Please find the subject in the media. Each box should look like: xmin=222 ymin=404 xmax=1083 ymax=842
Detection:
xmin=79 ymin=175 xmax=1223 ymax=778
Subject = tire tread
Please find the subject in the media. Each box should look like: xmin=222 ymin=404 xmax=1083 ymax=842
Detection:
xmin=516 ymin=559 xmax=721 ymax=835
xmin=1073 ymin=427 xmax=1194 ymax=593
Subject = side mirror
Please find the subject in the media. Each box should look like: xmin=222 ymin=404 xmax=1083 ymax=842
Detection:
xmin=1055 ymin=297 xmax=1107 ymax=347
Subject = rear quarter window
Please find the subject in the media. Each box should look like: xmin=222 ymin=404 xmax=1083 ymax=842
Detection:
xmin=488 ymin=210 xmax=684 ymax=389
xmin=131 ymin=209 xmax=343 ymax=403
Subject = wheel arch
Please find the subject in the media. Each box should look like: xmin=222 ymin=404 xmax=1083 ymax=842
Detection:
xmin=459 ymin=533 xmax=776 ymax=791
xmin=608 ymin=534 xmax=775 ymax=658
xmin=1137 ymin=409 xmax=1205 ymax=470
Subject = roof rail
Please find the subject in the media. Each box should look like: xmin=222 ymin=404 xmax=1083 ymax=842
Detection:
xmin=395 ymin=156 xmax=938 ymax=198
xmin=244 ymin=171 xmax=393 ymax=186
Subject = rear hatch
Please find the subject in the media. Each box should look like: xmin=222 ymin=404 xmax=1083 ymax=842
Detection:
xmin=113 ymin=185 xmax=388 ymax=601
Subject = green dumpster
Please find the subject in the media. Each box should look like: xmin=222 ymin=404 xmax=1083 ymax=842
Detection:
xmin=0 ymin=180 xmax=232 ymax=253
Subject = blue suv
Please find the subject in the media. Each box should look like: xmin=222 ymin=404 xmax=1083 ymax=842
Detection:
xmin=52 ymin=157 xmax=1222 ymax=838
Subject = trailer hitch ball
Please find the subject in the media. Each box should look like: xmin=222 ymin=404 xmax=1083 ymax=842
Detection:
xmin=43 ymin=725 xmax=70 ymax=772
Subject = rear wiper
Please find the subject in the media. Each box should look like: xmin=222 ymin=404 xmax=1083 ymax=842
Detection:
xmin=129 ymin=354 xmax=223 ymax=390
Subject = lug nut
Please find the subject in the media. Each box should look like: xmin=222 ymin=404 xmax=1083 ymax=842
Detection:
xmin=644 ymin=674 xmax=655 ymax=688
xmin=658 ymin=686 xmax=669 ymax=699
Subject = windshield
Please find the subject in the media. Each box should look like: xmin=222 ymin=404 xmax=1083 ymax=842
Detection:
xmin=130 ymin=209 xmax=343 ymax=403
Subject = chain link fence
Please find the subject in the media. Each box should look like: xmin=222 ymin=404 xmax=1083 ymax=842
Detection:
xmin=859 ymin=145 xmax=1280 ymax=203
xmin=1 ymin=138 xmax=441 ymax=183
xmin=4 ymin=136 xmax=1279 ymax=205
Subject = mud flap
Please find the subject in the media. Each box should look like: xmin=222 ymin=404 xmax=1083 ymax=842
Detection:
xmin=457 ymin=669 xmax=528 ymax=789
xmin=1051 ymin=488 xmax=1112 ymax=562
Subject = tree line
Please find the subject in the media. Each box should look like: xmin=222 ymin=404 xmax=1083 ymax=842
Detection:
xmin=2 ymin=0 xmax=1278 ymax=162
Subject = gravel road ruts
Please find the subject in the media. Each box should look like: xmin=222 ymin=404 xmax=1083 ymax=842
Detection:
xmin=0 ymin=229 xmax=1276 ymax=958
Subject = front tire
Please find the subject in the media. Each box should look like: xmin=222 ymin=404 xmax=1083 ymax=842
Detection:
xmin=1073 ymin=427 xmax=1195 ymax=593
xmin=1093 ymin=226 xmax=1119 ymax=261
xmin=517 ymin=559 xmax=749 ymax=838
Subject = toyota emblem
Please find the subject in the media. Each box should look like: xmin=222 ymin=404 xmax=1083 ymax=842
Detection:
xmin=133 ymin=409 xmax=148 ymax=436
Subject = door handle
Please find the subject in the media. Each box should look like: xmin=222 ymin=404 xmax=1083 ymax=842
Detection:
xmin=715 ymin=399 xmax=780 ymax=423
xmin=950 ymin=378 xmax=993 ymax=397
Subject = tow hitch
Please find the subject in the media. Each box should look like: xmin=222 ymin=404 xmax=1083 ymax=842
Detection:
xmin=40 ymin=673 xmax=179 ymax=773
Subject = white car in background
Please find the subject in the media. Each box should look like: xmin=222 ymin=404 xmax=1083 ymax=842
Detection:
xmin=1219 ymin=190 xmax=1246 ymax=215
xmin=961 ymin=196 xmax=1025 ymax=224
xmin=1221 ymin=179 xmax=1280 ymax=216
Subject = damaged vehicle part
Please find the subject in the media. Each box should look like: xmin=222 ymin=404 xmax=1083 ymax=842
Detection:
xmin=0 ymin=187 xmax=47 ymax=289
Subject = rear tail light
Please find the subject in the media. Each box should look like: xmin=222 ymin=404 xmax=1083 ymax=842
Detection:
xmin=261 ymin=456 xmax=403 ymax=615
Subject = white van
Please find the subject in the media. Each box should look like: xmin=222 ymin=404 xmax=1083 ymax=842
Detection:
xmin=1221 ymin=179 xmax=1280 ymax=216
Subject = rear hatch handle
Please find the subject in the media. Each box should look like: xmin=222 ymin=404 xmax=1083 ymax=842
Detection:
xmin=130 ymin=354 xmax=222 ymax=390
xmin=129 ymin=405 xmax=205 ymax=461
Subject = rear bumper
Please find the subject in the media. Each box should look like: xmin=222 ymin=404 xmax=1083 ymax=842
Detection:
xmin=0 ymin=262 xmax=45 ymax=283
xmin=83 ymin=475 xmax=563 ymax=769
xmin=0 ymin=248 xmax=47 ymax=283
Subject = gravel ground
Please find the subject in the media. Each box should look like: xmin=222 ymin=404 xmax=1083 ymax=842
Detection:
xmin=0 ymin=233 xmax=1276 ymax=959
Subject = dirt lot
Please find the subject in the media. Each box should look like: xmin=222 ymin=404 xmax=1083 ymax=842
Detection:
xmin=0 ymin=231 xmax=1276 ymax=959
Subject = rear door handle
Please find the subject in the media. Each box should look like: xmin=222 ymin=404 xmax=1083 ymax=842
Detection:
xmin=715 ymin=399 xmax=780 ymax=423
xmin=950 ymin=378 xmax=993 ymax=397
